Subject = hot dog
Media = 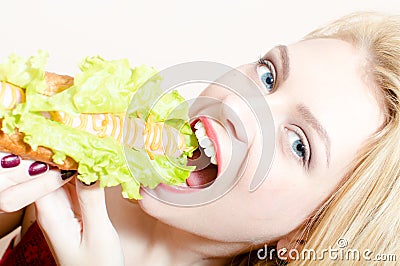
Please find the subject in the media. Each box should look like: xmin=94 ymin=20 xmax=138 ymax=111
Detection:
xmin=0 ymin=52 xmax=198 ymax=199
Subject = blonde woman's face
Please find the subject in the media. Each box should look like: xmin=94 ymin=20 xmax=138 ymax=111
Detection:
xmin=139 ymin=39 xmax=384 ymax=245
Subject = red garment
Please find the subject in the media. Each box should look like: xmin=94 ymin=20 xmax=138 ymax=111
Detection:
xmin=0 ymin=221 xmax=56 ymax=266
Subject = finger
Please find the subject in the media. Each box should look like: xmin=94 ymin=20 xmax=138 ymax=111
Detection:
xmin=0 ymin=169 xmax=76 ymax=213
xmin=35 ymin=184 xmax=82 ymax=259
xmin=76 ymin=181 xmax=115 ymax=242
xmin=76 ymin=181 xmax=123 ymax=263
xmin=0 ymin=160 xmax=50 ymax=191
xmin=0 ymin=153 xmax=29 ymax=186
xmin=0 ymin=152 xmax=53 ymax=189
xmin=37 ymin=181 xmax=123 ymax=265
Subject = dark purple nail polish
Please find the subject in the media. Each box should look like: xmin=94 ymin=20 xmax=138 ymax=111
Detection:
xmin=80 ymin=180 xmax=96 ymax=186
xmin=28 ymin=161 xmax=49 ymax=176
xmin=1 ymin=154 xmax=21 ymax=168
xmin=60 ymin=170 xmax=77 ymax=180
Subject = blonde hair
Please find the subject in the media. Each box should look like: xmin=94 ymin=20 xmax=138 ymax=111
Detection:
xmin=231 ymin=12 xmax=400 ymax=266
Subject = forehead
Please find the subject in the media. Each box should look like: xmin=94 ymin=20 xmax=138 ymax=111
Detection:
xmin=285 ymin=38 xmax=371 ymax=105
xmin=285 ymin=38 xmax=383 ymax=171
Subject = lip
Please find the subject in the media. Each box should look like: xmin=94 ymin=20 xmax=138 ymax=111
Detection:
xmin=139 ymin=184 xmax=200 ymax=199
xmin=155 ymin=183 xmax=203 ymax=194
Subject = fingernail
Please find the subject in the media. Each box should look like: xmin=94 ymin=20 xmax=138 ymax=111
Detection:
xmin=28 ymin=161 xmax=49 ymax=176
xmin=1 ymin=154 xmax=21 ymax=168
xmin=60 ymin=170 xmax=77 ymax=180
xmin=80 ymin=180 xmax=96 ymax=186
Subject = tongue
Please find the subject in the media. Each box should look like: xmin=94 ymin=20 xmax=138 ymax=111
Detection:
xmin=186 ymin=149 xmax=218 ymax=188
xmin=186 ymin=164 xmax=218 ymax=188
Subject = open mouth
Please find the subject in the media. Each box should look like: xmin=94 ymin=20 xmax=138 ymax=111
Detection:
xmin=184 ymin=117 xmax=219 ymax=189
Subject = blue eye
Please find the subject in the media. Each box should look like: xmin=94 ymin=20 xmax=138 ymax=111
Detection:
xmin=257 ymin=58 xmax=276 ymax=92
xmin=287 ymin=130 xmax=306 ymax=159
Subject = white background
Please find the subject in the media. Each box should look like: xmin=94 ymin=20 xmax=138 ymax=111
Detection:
xmin=0 ymin=0 xmax=399 ymax=75
xmin=0 ymin=0 xmax=399 ymax=257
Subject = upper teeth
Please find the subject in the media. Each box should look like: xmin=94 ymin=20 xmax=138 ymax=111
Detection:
xmin=194 ymin=121 xmax=217 ymax=165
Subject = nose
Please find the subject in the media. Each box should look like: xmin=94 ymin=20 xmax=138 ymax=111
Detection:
xmin=216 ymin=63 xmax=274 ymax=140
xmin=219 ymin=65 xmax=276 ymax=191
xmin=221 ymin=92 xmax=276 ymax=191
xmin=220 ymin=94 xmax=259 ymax=144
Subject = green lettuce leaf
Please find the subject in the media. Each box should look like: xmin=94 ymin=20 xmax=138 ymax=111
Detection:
xmin=127 ymin=81 xmax=189 ymax=122
xmin=27 ymin=56 xmax=159 ymax=115
xmin=0 ymin=51 xmax=48 ymax=93
xmin=124 ymin=147 xmax=195 ymax=189
xmin=2 ymin=104 xmax=137 ymax=184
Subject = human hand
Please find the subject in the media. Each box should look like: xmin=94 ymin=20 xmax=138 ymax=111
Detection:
xmin=0 ymin=152 xmax=75 ymax=213
xmin=35 ymin=180 xmax=124 ymax=266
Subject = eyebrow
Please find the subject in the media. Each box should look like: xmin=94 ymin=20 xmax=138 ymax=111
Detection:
xmin=276 ymin=45 xmax=290 ymax=82
xmin=296 ymin=104 xmax=331 ymax=167
xmin=274 ymin=45 xmax=331 ymax=167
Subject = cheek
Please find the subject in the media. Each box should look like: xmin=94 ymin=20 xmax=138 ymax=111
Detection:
xmin=251 ymin=161 xmax=334 ymax=235
xmin=245 ymin=181 xmax=307 ymax=237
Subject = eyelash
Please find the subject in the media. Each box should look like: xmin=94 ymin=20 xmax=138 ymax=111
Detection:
xmin=285 ymin=126 xmax=311 ymax=169
xmin=257 ymin=57 xmax=276 ymax=92
xmin=257 ymin=56 xmax=311 ymax=168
